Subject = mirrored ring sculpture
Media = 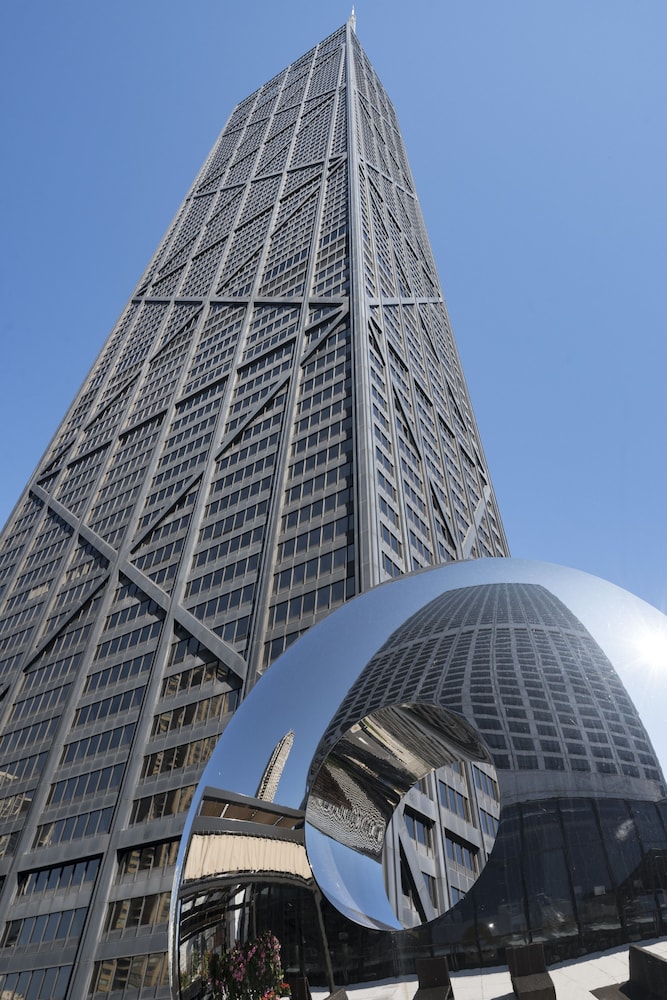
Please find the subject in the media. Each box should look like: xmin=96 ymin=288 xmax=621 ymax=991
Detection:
xmin=171 ymin=560 xmax=667 ymax=995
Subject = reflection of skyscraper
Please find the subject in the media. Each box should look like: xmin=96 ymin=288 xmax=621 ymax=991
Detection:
xmin=174 ymin=565 xmax=667 ymax=985
xmin=337 ymin=582 xmax=665 ymax=926
xmin=0 ymin=17 xmax=507 ymax=997
xmin=321 ymin=583 xmax=663 ymax=788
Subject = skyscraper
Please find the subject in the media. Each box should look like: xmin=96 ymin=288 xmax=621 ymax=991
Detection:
xmin=0 ymin=17 xmax=507 ymax=998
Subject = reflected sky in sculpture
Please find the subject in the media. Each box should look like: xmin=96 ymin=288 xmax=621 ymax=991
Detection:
xmin=198 ymin=560 xmax=667 ymax=805
xmin=172 ymin=559 xmax=667 ymax=988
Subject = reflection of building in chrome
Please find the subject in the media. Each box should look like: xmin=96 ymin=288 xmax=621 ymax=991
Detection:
xmin=336 ymin=581 xmax=665 ymax=928
xmin=384 ymin=759 xmax=500 ymax=927
xmin=318 ymin=583 xmax=663 ymax=790
xmin=307 ymin=694 xmax=501 ymax=925
xmin=173 ymin=563 xmax=667 ymax=992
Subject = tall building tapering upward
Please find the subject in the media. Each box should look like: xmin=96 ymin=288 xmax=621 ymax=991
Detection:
xmin=0 ymin=19 xmax=508 ymax=999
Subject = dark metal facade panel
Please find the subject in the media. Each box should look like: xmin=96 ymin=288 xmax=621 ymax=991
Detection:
xmin=0 ymin=19 xmax=508 ymax=997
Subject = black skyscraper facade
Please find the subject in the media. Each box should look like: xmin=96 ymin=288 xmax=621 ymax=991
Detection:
xmin=0 ymin=19 xmax=507 ymax=998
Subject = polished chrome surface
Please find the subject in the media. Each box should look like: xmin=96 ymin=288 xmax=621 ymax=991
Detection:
xmin=171 ymin=559 xmax=667 ymax=993
xmin=305 ymin=704 xmax=493 ymax=928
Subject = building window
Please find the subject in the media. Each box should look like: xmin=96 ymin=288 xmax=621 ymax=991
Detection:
xmin=472 ymin=764 xmax=499 ymax=801
xmin=445 ymin=834 xmax=478 ymax=874
xmin=88 ymin=953 xmax=169 ymax=995
xmin=438 ymin=781 xmax=470 ymax=821
xmin=404 ymin=810 xmax=433 ymax=852
xmin=0 ymin=966 xmax=72 ymax=1000
xmin=18 ymin=857 xmax=100 ymax=896
xmin=479 ymin=809 xmax=499 ymax=838
xmin=1 ymin=908 xmax=86 ymax=948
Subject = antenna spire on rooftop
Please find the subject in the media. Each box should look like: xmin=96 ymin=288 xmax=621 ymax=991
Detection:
xmin=349 ymin=6 xmax=356 ymax=32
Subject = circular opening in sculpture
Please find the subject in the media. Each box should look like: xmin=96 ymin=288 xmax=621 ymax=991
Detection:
xmin=305 ymin=702 xmax=499 ymax=931
xmin=382 ymin=756 xmax=500 ymax=927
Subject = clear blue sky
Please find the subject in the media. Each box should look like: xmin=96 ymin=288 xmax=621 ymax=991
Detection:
xmin=1 ymin=1 xmax=666 ymax=620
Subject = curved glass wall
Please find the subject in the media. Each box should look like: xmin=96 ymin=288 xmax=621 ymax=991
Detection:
xmin=170 ymin=560 xmax=667 ymax=994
